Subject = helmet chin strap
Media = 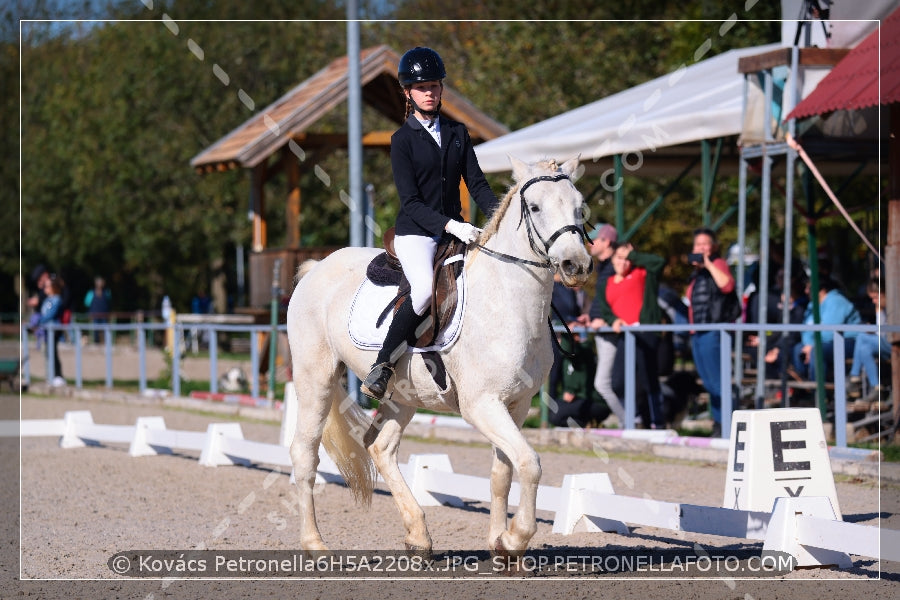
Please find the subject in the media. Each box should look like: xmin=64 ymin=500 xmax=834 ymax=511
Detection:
xmin=406 ymin=92 xmax=441 ymax=120
xmin=408 ymin=96 xmax=442 ymax=119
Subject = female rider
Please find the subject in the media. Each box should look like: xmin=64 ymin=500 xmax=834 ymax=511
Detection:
xmin=360 ymin=47 xmax=499 ymax=399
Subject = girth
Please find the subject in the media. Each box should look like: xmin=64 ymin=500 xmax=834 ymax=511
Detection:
xmin=365 ymin=227 xmax=465 ymax=348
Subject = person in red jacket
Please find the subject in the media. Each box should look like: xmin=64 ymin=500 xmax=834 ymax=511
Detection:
xmin=594 ymin=242 xmax=666 ymax=428
xmin=361 ymin=47 xmax=499 ymax=400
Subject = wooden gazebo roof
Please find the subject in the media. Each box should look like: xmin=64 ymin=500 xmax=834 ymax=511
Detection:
xmin=191 ymin=44 xmax=509 ymax=172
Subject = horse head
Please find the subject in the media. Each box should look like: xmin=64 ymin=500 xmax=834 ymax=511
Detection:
xmin=506 ymin=156 xmax=593 ymax=288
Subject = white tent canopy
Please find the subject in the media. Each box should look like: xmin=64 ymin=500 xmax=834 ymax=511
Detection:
xmin=474 ymin=43 xmax=781 ymax=174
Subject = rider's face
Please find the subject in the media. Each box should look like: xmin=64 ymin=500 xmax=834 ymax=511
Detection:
xmin=407 ymin=81 xmax=442 ymax=113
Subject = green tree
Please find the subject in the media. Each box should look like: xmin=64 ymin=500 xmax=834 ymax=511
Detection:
xmin=12 ymin=0 xmax=803 ymax=315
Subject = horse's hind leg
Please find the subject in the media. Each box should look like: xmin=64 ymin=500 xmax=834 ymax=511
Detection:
xmin=364 ymin=400 xmax=432 ymax=553
xmin=288 ymin=361 xmax=339 ymax=551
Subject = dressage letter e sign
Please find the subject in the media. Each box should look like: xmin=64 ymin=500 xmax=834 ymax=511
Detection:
xmin=723 ymin=408 xmax=841 ymax=519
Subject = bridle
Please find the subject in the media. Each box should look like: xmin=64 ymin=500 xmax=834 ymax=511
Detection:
xmin=475 ymin=172 xmax=589 ymax=269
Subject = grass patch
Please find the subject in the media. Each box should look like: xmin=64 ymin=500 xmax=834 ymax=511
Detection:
xmin=848 ymin=441 xmax=900 ymax=462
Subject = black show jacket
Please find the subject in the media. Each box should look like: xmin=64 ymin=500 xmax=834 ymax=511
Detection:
xmin=390 ymin=114 xmax=499 ymax=237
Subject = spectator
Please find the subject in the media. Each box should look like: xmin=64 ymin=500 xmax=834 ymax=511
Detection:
xmin=37 ymin=274 xmax=66 ymax=387
xmin=27 ymin=264 xmax=51 ymax=349
xmin=84 ymin=276 xmax=111 ymax=344
xmin=657 ymin=282 xmax=690 ymax=365
xmin=587 ymin=224 xmax=623 ymax=425
xmin=849 ymin=277 xmax=888 ymax=401
xmin=547 ymin=334 xmax=611 ymax=429
xmin=548 ymin=273 xmax=586 ymax=404
xmin=594 ymin=242 xmax=666 ymax=428
xmin=791 ymin=276 xmax=861 ymax=381
xmin=752 ymin=270 xmax=809 ymax=380
xmin=686 ymin=228 xmax=740 ymax=436
xmin=191 ymin=289 xmax=212 ymax=314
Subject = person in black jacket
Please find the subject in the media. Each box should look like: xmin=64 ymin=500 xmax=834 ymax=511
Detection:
xmin=360 ymin=47 xmax=499 ymax=400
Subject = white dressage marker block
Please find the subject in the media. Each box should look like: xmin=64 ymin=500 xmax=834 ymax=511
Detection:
xmin=552 ymin=473 xmax=628 ymax=535
xmin=762 ymin=496 xmax=851 ymax=569
xmin=60 ymin=410 xmax=95 ymax=448
xmin=199 ymin=423 xmax=248 ymax=467
xmin=407 ymin=453 xmax=464 ymax=507
xmin=129 ymin=417 xmax=172 ymax=457
xmin=724 ymin=408 xmax=841 ymax=519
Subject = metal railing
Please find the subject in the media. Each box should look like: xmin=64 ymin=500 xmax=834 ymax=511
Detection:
xmin=558 ymin=322 xmax=895 ymax=447
xmin=17 ymin=320 xmax=896 ymax=447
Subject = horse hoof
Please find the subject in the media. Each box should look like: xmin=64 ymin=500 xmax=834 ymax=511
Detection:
xmin=404 ymin=543 xmax=432 ymax=560
xmin=491 ymin=534 xmax=508 ymax=557
xmin=301 ymin=540 xmax=332 ymax=556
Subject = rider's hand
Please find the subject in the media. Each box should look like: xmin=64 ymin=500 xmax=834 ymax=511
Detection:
xmin=445 ymin=220 xmax=482 ymax=244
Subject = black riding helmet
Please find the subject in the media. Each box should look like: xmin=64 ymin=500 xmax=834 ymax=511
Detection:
xmin=398 ymin=47 xmax=446 ymax=86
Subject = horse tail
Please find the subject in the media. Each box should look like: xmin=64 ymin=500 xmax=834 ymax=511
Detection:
xmin=321 ymin=386 xmax=377 ymax=506
xmin=294 ymin=259 xmax=319 ymax=286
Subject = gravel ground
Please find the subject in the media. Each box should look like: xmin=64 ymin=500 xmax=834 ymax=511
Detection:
xmin=5 ymin=393 xmax=899 ymax=599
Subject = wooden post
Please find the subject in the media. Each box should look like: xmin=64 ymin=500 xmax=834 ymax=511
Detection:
xmin=888 ymin=104 xmax=899 ymax=439
xmin=286 ymin=153 xmax=301 ymax=247
xmin=250 ymin=164 xmax=267 ymax=252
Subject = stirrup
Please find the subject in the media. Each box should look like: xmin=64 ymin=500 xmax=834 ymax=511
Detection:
xmin=360 ymin=362 xmax=394 ymax=400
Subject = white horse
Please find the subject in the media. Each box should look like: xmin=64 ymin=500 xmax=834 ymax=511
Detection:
xmin=286 ymin=156 xmax=592 ymax=555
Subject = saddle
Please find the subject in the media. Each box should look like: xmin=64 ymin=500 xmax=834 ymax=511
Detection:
xmin=366 ymin=227 xmax=465 ymax=348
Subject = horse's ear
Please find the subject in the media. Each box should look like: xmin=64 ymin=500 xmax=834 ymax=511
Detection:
xmin=560 ymin=156 xmax=583 ymax=181
xmin=508 ymin=155 xmax=529 ymax=182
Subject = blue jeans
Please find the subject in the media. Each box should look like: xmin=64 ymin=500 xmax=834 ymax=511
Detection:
xmin=691 ymin=331 xmax=722 ymax=424
xmin=850 ymin=333 xmax=889 ymax=386
xmin=791 ymin=337 xmax=856 ymax=381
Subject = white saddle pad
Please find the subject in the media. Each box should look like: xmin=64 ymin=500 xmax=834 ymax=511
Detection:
xmin=348 ymin=257 xmax=465 ymax=353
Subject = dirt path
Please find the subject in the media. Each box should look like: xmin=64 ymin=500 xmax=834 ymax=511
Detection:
xmin=6 ymin=394 xmax=899 ymax=599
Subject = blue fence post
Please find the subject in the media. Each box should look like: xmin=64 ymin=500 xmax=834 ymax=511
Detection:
xmin=138 ymin=323 xmax=147 ymax=395
xmin=624 ymin=330 xmax=636 ymax=430
xmin=720 ymin=328 xmax=733 ymax=438
xmin=833 ymin=331 xmax=847 ymax=448
xmin=209 ymin=325 xmax=218 ymax=394
xmin=74 ymin=325 xmax=83 ymax=389
xmin=172 ymin=323 xmax=181 ymax=398
xmin=104 ymin=326 xmax=113 ymax=389
xmin=250 ymin=328 xmax=260 ymax=399
xmin=21 ymin=325 xmax=31 ymax=389
xmin=46 ymin=324 xmax=55 ymax=381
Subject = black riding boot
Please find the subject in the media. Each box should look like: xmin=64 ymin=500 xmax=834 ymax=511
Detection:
xmin=361 ymin=297 xmax=424 ymax=399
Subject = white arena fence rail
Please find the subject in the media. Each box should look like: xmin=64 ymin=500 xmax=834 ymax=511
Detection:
xmin=17 ymin=321 xmax=896 ymax=448
xmin=7 ymin=407 xmax=899 ymax=571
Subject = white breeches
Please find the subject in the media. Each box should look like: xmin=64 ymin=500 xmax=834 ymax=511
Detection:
xmin=393 ymin=234 xmax=439 ymax=316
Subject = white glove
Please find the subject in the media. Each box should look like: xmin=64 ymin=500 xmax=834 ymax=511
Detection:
xmin=445 ymin=220 xmax=481 ymax=244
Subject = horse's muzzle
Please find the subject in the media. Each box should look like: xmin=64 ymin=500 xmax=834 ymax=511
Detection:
xmin=558 ymin=258 xmax=591 ymax=287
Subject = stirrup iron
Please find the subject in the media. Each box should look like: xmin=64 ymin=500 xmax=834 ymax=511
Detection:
xmin=360 ymin=362 xmax=394 ymax=400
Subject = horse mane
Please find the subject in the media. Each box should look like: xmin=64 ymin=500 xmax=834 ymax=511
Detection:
xmin=479 ymin=158 xmax=560 ymax=243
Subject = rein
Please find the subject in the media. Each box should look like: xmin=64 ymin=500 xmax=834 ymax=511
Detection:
xmin=474 ymin=170 xmax=588 ymax=359
xmin=549 ymin=304 xmax=579 ymax=360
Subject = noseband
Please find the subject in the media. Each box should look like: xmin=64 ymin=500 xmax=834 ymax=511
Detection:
xmin=476 ymin=172 xmax=588 ymax=269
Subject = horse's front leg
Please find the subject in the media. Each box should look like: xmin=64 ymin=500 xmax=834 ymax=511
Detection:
xmin=488 ymin=445 xmax=513 ymax=549
xmin=364 ymin=400 xmax=433 ymax=554
xmin=464 ymin=396 xmax=539 ymax=555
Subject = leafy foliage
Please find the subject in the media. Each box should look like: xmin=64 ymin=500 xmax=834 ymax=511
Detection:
xmin=14 ymin=0 xmax=852 ymax=316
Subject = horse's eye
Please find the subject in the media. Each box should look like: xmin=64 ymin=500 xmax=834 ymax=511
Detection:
xmin=529 ymin=204 xmax=540 ymax=213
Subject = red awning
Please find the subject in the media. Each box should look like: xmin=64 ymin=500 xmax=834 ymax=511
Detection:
xmin=786 ymin=6 xmax=900 ymax=120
